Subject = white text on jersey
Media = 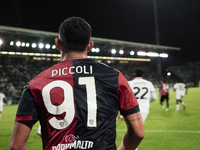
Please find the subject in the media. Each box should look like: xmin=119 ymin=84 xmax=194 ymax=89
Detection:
xmin=52 ymin=141 xmax=93 ymax=150
xmin=52 ymin=65 xmax=93 ymax=77
xmin=52 ymin=134 xmax=94 ymax=150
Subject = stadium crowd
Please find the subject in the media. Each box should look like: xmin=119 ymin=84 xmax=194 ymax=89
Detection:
xmin=0 ymin=56 xmax=199 ymax=104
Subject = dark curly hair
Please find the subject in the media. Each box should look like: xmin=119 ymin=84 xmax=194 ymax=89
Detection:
xmin=134 ymin=68 xmax=144 ymax=77
xmin=59 ymin=17 xmax=92 ymax=51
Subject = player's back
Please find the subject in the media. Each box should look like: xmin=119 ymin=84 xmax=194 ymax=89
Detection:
xmin=174 ymin=83 xmax=185 ymax=91
xmin=129 ymin=78 xmax=154 ymax=112
xmin=161 ymin=82 xmax=169 ymax=95
xmin=29 ymin=59 xmax=123 ymax=150
xmin=174 ymin=83 xmax=186 ymax=94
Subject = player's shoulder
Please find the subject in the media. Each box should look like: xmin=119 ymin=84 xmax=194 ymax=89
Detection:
xmin=130 ymin=78 xmax=151 ymax=84
xmin=143 ymin=78 xmax=152 ymax=83
xmin=175 ymin=82 xmax=185 ymax=86
xmin=0 ymin=92 xmax=5 ymax=96
xmin=174 ymin=83 xmax=179 ymax=87
xmin=93 ymin=60 xmax=119 ymax=73
xmin=181 ymin=83 xmax=186 ymax=86
xmin=139 ymin=78 xmax=153 ymax=85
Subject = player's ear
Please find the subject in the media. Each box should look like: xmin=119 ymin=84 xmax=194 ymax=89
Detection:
xmin=55 ymin=38 xmax=62 ymax=50
xmin=87 ymin=40 xmax=94 ymax=52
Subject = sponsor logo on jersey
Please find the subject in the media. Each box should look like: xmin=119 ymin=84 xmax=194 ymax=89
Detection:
xmin=51 ymin=65 xmax=93 ymax=77
xmin=52 ymin=134 xmax=93 ymax=150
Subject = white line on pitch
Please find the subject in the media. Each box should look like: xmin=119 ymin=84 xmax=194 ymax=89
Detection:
xmin=1 ymin=127 xmax=200 ymax=134
xmin=145 ymin=130 xmax=200 ymax=134
xmin=117 ymin=129 xmax=200 ymax=134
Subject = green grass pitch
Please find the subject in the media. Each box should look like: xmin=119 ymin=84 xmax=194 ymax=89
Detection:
xmin=0 ymin=87 xmax=200 ymax=150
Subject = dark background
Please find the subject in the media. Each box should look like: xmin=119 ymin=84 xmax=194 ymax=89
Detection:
xmin=1 ymin=0 xmax=200 ymax=64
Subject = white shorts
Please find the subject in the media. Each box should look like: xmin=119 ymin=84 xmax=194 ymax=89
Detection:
xmin=140 ymin=111 xmax=149 ymax=123
xmin=176 ymin=93 xmax=185 ymax=100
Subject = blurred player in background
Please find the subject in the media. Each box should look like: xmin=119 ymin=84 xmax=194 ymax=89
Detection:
xmin=10 ymin=16 xmax=144 ymax=150
xmin=0 ymin=89 xmax=7 ymax=120
xmin=128 ymin=69 xmax=157 ymax=123
xmin=160 ymin=80 xmax=169 ymax=111
xmin=173 ymin=79 xmax=188 ymax=111
xmin=128 ymin=69 xmax=157 ymax=150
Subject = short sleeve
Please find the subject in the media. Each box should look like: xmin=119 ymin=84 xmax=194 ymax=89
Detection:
xmin=15 ymin=83 xmax=39 ymax=121
xmin=117 ymin=72 xmax=139 ymax=116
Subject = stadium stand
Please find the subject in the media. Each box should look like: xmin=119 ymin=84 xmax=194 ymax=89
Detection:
xmin=0 ymin=55 xmax=174 ymax=104
xmin=3 ymin=57 xmax=198 ymax=104
xmin=169 ymin=61 xmax=200 ymax=87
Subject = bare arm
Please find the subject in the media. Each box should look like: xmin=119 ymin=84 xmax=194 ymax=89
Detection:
xmin=118 ymin=112 xmax=145 ymax=150
xmin=3 ymin=97 xmax=7 ymax=105
xmin=10 ymin=121 xmax=34 ymax=150
xmin=150 ymin=92 xmax=157 ymax=103
xmin=185 ymin=86 xmax=188 ymax=94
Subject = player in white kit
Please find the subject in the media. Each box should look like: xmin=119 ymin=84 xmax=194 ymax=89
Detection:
xmin=128 ymin=69 xmax=157 ymax=150
xmin=128 ymin=69 xmax=157 ymax=123
xmin=0 ymin=90 xmax=7 ymax=120
xmin=173 ymin=80 xmax=188 ymax=111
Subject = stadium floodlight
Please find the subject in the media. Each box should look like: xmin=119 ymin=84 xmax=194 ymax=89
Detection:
xmin=8 ymin=52 xmax=15 ymax=55
xmin=35 ymin=53 xmax=41 ymax=56
xmin=26 ymin=43 xmax=30 ymax=47
xmin=31 ymin=43 xmax=37 ymax=48
xmin=47 ymin=53 xmax=52 ymax=56
xmin=95 ymin=48 xmax=100 ymax=53
xmin=119 ymin=49 xmax=124 ymax=55
xmin=28 ymin=53 xmax=35 ymax=56
xmin=130 ymin=51 xmax=135 ymax=55
xmin=0 ymin=51 xmax=8 ymax=54
xmin=52 ymin=45 xmax=56 ymax=49
xmin=16 ymin=41 xmax=21 ymax=47
xmin=21 ymin=42 xmax=26 ymax=47
xmin=137 ymin=51 xmax=146 ymax=56
xmin=91 ymin=47 xmax=100 ymax=53
xmin=22 ymin=52 xmax=28 ymax=55
xmin=159 ymin=53 xmax=168 ymax=58
xmin=16 ymin=52 xmax=22 ymax=55
xmin=107 ymin=60 xmax=111 ymax=64
xmin=39 ymin=43 xmax=44 ymax=49
xmin=0 ymin=39 xmax=3 ymax=45
xmin=45 ymin=44 xmax=51 ymax=49
xmin=111 ymin=49 xmax=116 ymax=54
xmin=167 ymin=72 xmax=171 ymax=76
xmin=91 ymin=48 xmax=96 ymax=52
xmin=10 ymin=41 xmax=14 ymax=46
xmin=147 ymin=52 xmax=159 ymax=57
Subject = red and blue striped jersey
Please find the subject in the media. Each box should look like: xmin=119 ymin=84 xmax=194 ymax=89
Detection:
xmin=15 ymin=58 xmax=139 ymax=150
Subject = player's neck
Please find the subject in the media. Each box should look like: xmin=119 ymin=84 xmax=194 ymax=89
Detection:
xmin=60 ymin=51 xmax=88 ymax=61
xmin=135 ymin=77 xmax=143 ymax=79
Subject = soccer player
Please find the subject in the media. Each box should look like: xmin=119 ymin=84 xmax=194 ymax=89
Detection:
xmin=10 ymin=17 xmax=144 ymax=150
xmin=160 ymin=80 xmax=169 ymax=111
xmin=173 ymin=79 xmax=188 ymax=111
xmin=0 ymin=89 xmax=7 ymax=120
xmin=128 ymin=69 xmax=157 ymax=124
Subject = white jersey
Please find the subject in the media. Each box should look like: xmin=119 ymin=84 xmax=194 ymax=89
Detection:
xmin=174 ymin=83 xmax=186 ymax=100
xmin=128 ymin=77 xmax=157 ymax=114
xmin=0 ymin=92 xmax=6 ymax=111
